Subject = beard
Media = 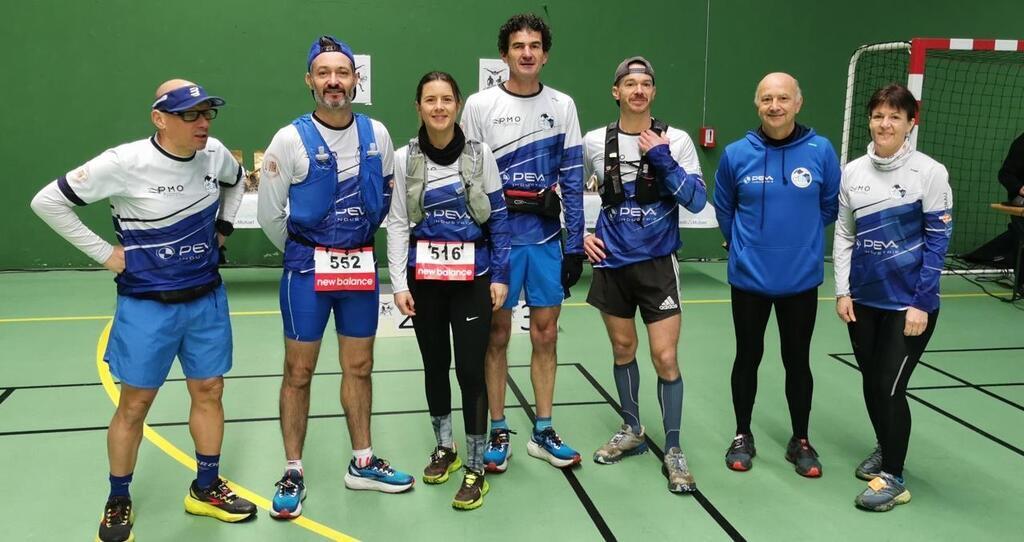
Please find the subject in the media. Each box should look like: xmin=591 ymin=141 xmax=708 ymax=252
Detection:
xmin=314 ymin=85 xmax=353 ymax=110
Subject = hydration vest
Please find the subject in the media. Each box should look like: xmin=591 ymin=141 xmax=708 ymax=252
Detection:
xmin=405 ymin=138 xmax=491 ymax=225
xmin=600 ymin=117 xmax=669 ymax=208
xmin=287 ymin=113 xmax=386 ymax=232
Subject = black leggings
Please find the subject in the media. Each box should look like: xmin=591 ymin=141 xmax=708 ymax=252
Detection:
xmin=848 ymin=303 xmax=938 ymax=477
xmin=730 ymin=286 xmax=818 ymax=438
xmin=408 ymin=275 xmax=491 ymax=435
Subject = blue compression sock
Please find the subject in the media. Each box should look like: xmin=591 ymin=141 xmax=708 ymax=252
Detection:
xmin=613 ymin=359 xmax=642 ymax=433
xmin=657 ymin=377 xmax=684 ymax=450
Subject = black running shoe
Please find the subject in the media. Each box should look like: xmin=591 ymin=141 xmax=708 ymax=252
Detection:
xmin=96 ymin=495 xmax=134 ymax=542
xmin=184 ymin=477 xmax=257 ymax=522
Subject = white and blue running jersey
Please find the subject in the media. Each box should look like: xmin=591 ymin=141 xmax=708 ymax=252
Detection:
xmin=53 ymin=137 xmax=243 ymax=295
xmin=583 ymin=125 xmax=705 ymax=269
xmin=833 ymin=150 xmax=953 ymax=312
xmin=461 ymin=84 xmax=584 ymax=254
xmin=386 ymin=143 xmax=511 ymax=293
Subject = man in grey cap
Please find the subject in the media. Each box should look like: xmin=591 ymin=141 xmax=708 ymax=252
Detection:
xmin=580 ymin=56 xmax=707 ymax=493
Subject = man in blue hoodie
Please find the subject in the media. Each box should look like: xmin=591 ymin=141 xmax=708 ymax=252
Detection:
xmin=713 ymin=72 xmax=840 ymax=478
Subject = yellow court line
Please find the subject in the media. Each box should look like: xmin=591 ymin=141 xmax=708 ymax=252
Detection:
xmin=2 ymin=290 xmax=1013 ymax=324
xmin=94 ymin=320 xmax=358 ymax=542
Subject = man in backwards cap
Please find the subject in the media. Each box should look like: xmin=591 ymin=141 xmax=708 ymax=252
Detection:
xmin=258 ymin=36 xmax=411 ymax=519
xmin=581 ymin=57 xmax=706 ymax=493
xmin=30 ymin=79 xmax=254 ymax=542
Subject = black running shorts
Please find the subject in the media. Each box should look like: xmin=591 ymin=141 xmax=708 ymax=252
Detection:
xmin=587 ymin=254 xmax=681 ymax=323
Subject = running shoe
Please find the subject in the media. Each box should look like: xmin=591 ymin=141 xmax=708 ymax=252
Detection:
xmin=483 ymin=428 xmax=515 ymax=473
xmin=344 ymin=456 xmax=415 ymax=493
xmin=451 ymin=468 xmax=489 ymax=511
xmin=96 ymin=495 xmax=134 ymax=542
xmin=423 ymin=445 xmax=462 ymax=484
xmin=725 ymin=433 xmax=756 ymax=472
xmin=270 ymin=469 xmax=306 ymax=519
xmin=593 ymin=424 xmax=648 ymax=464
xmin=184 ymin=477 xmax=257 ymax=522
xmin=527 ymin=427 xmax=581 ymax=468
xmin=855 ymin=472 xmax=911 ymax=512
xmin=855 ymin=444 xmax=883 ymax=481
xmin=663 ymin=447 xmax=698 ymax=494
xmin=785 ymin=437 xmax=822 ymax=478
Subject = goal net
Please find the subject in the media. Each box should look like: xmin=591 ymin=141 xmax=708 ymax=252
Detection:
xmin=842 ymin=38 xmax=1024 ymax=256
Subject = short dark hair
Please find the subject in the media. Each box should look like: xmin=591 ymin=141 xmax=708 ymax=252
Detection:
xmin=498 ymin=13 xmax=552 ymax=55
xmin=415 ymin=71 xmax=462 ymax=104
xmin=866 ymin=83 xmax=918 ymax=120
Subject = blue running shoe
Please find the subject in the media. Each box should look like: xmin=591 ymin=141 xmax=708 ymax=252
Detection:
xmin=270 ymin=469 xmax=306 ymax=519
xmin=483 ymin=428 xmax=515 ymax=473
xmin=527 ymin=427 xmax=581 ymax=468
xmin=344 ymin=456 xmax=415 ymax=493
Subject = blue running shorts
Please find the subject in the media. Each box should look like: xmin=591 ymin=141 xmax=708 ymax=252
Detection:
xmin=280 ymin=269 xmax=380 ymax=341
xmin=105 ymin=285 xmax=232 ymax=388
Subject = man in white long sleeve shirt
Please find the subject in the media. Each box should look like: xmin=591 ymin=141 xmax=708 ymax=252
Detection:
xmin=256 ymin=35 xmax=413 ymax=521
xmin=29 ymin=79 xmax=254 ymax=542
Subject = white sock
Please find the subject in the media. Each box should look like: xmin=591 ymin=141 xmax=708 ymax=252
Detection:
xmin=353 ymin=447 xmax=374 ymax=468
xmin=285 ymin=459 xmax=303 ymax=475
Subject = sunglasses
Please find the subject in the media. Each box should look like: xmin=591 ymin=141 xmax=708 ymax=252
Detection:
xmin=168 ymin=109 xmax=218 ymax=122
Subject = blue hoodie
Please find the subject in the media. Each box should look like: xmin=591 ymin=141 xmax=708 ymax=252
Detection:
xmin=713 ymin=127 xmax=841 ymax=296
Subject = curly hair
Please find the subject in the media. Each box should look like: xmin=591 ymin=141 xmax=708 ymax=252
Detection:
xmin=497 ymin=13 xmax=552 ymax=55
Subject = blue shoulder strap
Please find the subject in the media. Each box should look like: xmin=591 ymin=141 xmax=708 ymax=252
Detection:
xmin=288 ymin=114 xmax=337 ymax=228
xmin=353 ymin=113 xmax=386 ymax=225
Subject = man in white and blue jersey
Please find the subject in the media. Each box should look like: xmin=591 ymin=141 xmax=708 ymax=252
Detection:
xmin=257 ymin=35 xmax=413 ymax=519
xmin=31 ymin=79 xmax=255 ymax=542
xmin=461 ymin=13 xmax=586 ymax=472
xmin=582 ymin=57 xmax=706 ymax=493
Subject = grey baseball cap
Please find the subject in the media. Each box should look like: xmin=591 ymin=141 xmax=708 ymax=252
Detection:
xmin=614 ymin=56 xmax=655 ymax=84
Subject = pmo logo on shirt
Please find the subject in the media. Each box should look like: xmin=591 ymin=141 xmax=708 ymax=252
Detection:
xmin=492 ymin=115 xmax=522 ymax=127
xmin=790 ymin=167 xmax=813 ymax=188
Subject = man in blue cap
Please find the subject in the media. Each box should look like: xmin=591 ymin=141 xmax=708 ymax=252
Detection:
xmin=258 ymin=36 xmax=412 ymax=519
xmin=30 ymin=79 xmax=255 ymax=542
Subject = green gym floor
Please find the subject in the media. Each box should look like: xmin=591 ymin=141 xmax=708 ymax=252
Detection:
xmin=1 ymin=263 xmax=1021 ymax=541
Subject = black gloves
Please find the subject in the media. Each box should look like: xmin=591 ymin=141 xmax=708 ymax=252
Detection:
xmin=562 ymin=253 xmax=585 ymax=298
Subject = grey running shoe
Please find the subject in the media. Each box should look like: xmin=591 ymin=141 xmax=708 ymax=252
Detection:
xmin=855 ymin=444 xmax=883 ymax=481
xmin=785 ymin=437 xmax=822 ymax=478
xmin=725 ymin=433 xmax=756 ymax=471
xmin=662 ymin=447 xmax=697 ymax=494
xmin=593 ymin=424 xmax=648 ymax=464
xmin=855 ymin=472 xmax=911 ymax=512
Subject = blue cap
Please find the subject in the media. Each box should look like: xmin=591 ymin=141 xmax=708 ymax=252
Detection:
xmin=307 ymin=35 xmax=355 ymax=72
xmin=151 ymin=84 xmax=225 ymax=112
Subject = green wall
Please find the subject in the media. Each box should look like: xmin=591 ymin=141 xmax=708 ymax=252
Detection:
xmin=4 ymin=0 xmax=1023 ymax=269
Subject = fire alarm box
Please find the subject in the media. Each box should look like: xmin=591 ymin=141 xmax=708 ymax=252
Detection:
xmin=699 ymin=126 xmax=716 ymax=149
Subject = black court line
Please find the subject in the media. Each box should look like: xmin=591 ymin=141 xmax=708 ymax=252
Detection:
xmin=4 ymin=363 xmax=554 ymax=391
xmin=831 ymin=346 xmax=1024 ymax=356
xmin=915 ymin=360 xmax=1024 ymax=413
xmin=0 ymin=401 xmax=609 ymax=438
xmin=0 ymin=388 xmax=14 ymax=406
xmin=574 ymin=363 xmax=746 ymax=542
xmin=505 ymin=371 xmax=616 ymax=542
xmin=830 ymin=354 xmax=1024 ymax=458
xmin=909 ymin=382 xmax=1024 ymax=391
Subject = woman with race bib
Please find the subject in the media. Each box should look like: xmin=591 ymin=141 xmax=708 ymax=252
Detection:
xmin=385 ymin=71 xmax=510 ymax=511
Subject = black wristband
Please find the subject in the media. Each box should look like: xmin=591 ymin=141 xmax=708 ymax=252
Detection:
xmin=215 ymin=219 xmax=234 ymax=237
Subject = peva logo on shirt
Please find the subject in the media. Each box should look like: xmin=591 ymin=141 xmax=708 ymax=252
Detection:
xmin=742 ymin=175 xmax=773 ymax=184
xmin=431 ymin=209 xmax=471 ymax=221
xmin=616 ymin=207 xmax=657 ymax=219
xmin=856 ymin=238 xmax=899 ymax=252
